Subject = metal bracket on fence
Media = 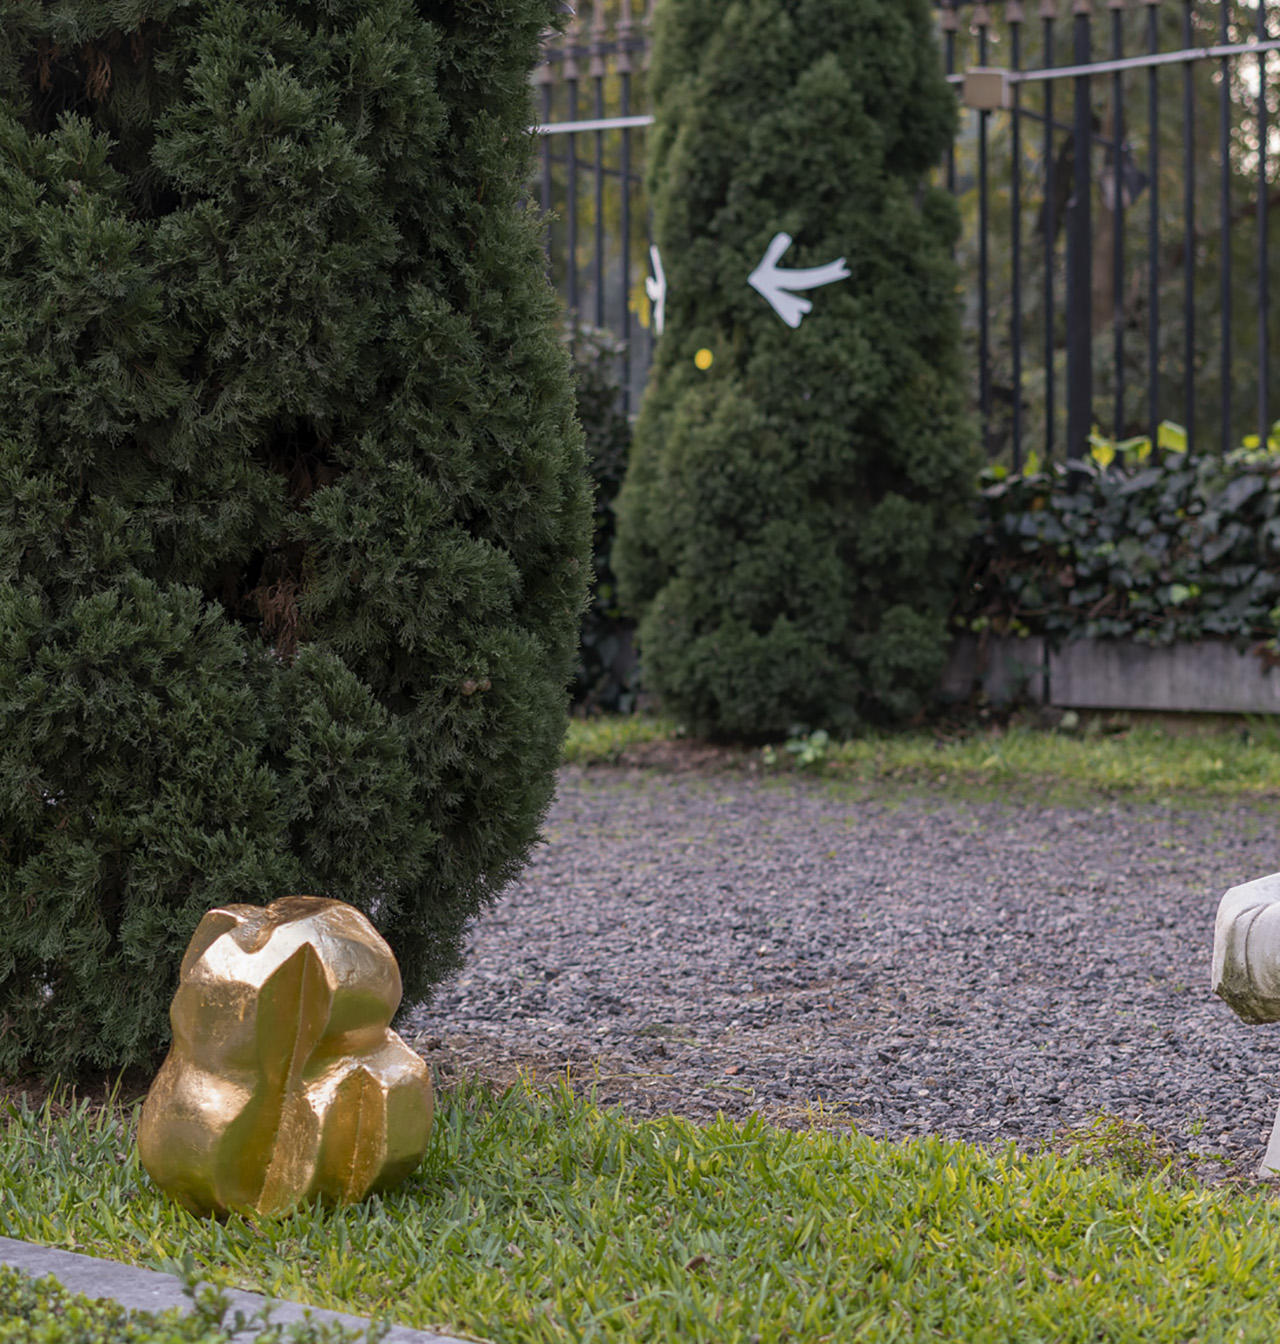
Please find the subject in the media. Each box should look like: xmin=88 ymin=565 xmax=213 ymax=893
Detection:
xmin=963 ymin=67 xmax=1013 ymax=111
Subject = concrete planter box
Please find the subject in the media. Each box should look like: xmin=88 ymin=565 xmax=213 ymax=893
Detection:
xmin=943 ymin=634 xmax=1280 ymax=715
xmin=940 ymin=634 xmax=1048 ymax=706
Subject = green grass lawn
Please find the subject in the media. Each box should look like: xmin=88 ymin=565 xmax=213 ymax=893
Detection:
xmin=4 ymin=1086 xmax=1280 ymax=1343
xmin=8 ymin=717 xmax=1279 ymax=1341
xmin=565 ymin=714 xmax=1280 ymax=804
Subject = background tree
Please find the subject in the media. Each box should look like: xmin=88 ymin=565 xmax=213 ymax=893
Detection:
xmin=613 ymin=0 xmax=977 ymax=739
xmin=0 ymin=0 xmax=590 ymax=1076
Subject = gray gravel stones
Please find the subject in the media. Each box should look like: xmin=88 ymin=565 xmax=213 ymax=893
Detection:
xmin=404 ymin=765 xmax=1280 ymax=1178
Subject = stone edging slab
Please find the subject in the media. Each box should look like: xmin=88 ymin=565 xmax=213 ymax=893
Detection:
xmin=0 ymin=1237 xmax=478 ymax=1344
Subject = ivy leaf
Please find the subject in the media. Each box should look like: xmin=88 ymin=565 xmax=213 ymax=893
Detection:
xmin=1157 ymin=421 xmax=1188 ymax=453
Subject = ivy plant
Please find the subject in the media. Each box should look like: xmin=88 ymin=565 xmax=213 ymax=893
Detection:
xmin=957 ymin=429 xmax=1280 ymax=652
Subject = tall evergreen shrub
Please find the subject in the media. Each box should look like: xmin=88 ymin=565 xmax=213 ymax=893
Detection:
xmin=613 ymin=0 xmax=977 ymax=738
xmin=0 ymin=0 xmax=590 ymax=1075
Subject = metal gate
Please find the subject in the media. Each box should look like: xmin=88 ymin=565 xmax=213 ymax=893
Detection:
xmin=944 ymin=0 xmax=1280 ymax=466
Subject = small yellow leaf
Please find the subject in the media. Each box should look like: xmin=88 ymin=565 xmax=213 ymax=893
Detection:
xmin=1157 ymin=421 xmax=1187 ymax=453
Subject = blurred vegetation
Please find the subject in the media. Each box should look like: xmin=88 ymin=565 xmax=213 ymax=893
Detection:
xmin=564 ymin=712 xmax=1280 ymax=802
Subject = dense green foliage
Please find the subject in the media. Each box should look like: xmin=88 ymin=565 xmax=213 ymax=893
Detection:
xmin=568 ymin=326 xmax=636 ymax=714
xmin=0 ymin=0 xmax=590 ymax=1075
xmin=613 ymin=0 xmax=977 ymax=739
xmin=959 ymin=444 xmax=1280 ymax=649
xmin=6 ymin=1088 xmax=1280 ymax=1343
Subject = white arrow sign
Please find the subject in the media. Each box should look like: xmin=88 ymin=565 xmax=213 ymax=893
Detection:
xmin=747 ymin=232 xmax=850 ymax=328
xmin=645 ymin=244 xmax=667 ymax=336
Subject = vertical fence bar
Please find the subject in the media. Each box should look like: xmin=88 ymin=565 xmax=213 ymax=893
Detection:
xmin=1146 ymin=0 xmax=1160 ymax=444
xmin=1110 ymin=0 xmax=1124 ymax=439
xmin=535 ymin=57 xmax=554 ymax=219
xmin=617 ymin=0 xmax=634 ymax=414
xmin=944 ymin=1 xmax=959 ymax=195
xmin=1261 ymin=0 xmax=1272 ymax=446
xmin=590 ymin=0 xmax=606 ymax=330
xmin=644 ymin=0 xmax=656 ymax=374
xmin=564 ymin=11 xmax=581 ymax=317
xmin=1010 ymin=0 xmax=1025 ymax=469
xmin=1042 ymin=0 xmax=1057 ymax=463
xmin=977 ymin=3 xmax=993 ymax=455
xmin=1066 ymin=0 xmax=1094 ymax=461
xmin=1181 ymin=0 xmax=1194 ymax=451
xmin=1220 ymin=0 xmax=1232 ymax=452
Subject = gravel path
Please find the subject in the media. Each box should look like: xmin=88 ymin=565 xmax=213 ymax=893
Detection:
xmin=405 ymin=764 xmax=1280 ymax=1180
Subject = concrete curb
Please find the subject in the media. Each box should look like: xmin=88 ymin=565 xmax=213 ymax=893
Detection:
xmin=942 ymin=632 xmax=1280 ymax=715
xmin=0 ymin=1237 xmax=479 ymax=1344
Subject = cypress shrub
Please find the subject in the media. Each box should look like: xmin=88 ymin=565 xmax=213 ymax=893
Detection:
xmin=0 ymin=0 xmax=590 ymax=1075
xmin=613 ymin=0 xmax=977 ymax=739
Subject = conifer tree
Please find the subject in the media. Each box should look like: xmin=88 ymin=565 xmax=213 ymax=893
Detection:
xmin=0 ymin=0 xmax=590 ymax=1075
xmin=613 ymin=0 xmax=977 ymax=739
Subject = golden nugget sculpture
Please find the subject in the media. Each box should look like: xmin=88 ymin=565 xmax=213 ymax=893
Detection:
xmin=138 ymin=896 xmax=433 ymax=1217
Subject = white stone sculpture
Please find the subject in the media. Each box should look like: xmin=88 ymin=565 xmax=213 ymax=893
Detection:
xmin=1212 ymin=873 xmax=1280 ymax=1175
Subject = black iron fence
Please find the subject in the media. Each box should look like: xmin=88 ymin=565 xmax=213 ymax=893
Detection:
xmin=533 ymin=1 xmax=655 ymax=412
xmin=535 ymin=1 xmax=1280 ymax=465
xmin=945 ymin=0 xmax=1280 ymax=468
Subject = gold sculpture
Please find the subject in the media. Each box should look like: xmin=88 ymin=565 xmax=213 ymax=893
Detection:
xmin=138 ymin=896 xmax=433 ymax=1218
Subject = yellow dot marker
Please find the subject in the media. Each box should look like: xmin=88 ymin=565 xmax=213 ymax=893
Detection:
xmin=694 ymin=348 xmax=713 ymax=371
